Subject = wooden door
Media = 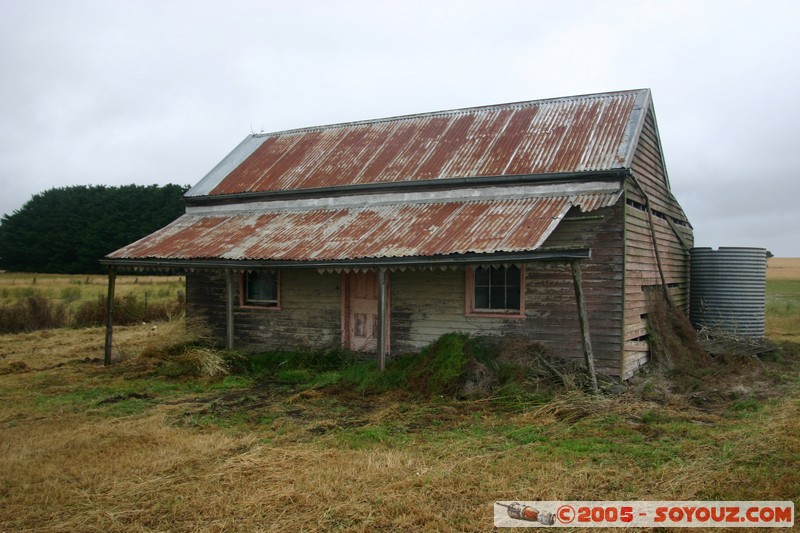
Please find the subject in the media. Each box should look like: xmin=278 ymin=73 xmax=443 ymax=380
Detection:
xmin=345 ymin=271 xmax=378 ymax=352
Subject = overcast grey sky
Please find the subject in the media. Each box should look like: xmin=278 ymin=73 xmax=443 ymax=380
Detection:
xmin=1 ymin=0 xmax=798 ymax=256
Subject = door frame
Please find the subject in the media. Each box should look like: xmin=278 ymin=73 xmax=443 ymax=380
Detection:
xmin=341 ymin=270 xmax=390 ymax=354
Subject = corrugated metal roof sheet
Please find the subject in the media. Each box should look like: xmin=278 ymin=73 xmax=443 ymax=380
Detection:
xmin=188 ymin=89 xmax=649 ymax=197
xmin=108 ymin=190 xmax=620 ymax=262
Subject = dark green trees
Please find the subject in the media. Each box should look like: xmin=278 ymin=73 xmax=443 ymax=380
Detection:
xmin=0 ymin=184 xmax=188 ymax=273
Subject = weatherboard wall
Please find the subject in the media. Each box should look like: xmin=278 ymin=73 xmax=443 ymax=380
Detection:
xmin=537 ymin=201 xmax=625 ymax=375
xmin=388 ymin=202 xmax=625 ymax=376
xmin=622 ymin=106 xmax=693 ymax=378
xmin=184 ymin=202 xmax=626 ymax=375
xmin=186 ymin=270 xmax=342 ymax=352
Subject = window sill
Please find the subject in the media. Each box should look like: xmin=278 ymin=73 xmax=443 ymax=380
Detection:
xmin=466 ymin=310 xmax=525 ymax=319
xmin=240 ymin=304 xmax=282 ymax=311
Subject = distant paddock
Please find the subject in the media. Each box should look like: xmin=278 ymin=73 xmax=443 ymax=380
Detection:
xmin=767 ymin=258 xmax=800 ymax=280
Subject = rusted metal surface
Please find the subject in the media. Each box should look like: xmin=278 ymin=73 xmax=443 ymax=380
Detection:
xmin=108 ymin=191 xmax=619 ymax=262
xmin=572 ymin=192 xmax=622 ymax=212
xmin=196 ymin=90 xmax=647 ymax=197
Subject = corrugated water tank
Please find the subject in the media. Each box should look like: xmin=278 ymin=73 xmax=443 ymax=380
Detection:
xmin=690 ymin=247 xmax=766 ymax=337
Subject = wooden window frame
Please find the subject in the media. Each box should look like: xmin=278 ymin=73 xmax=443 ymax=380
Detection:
xmin=239 ymin=270 xmax=281 ymax=310
xmin=465 ymin=264 xmax=526 ymax=318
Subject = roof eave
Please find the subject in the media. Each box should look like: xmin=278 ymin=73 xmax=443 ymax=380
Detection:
xmin=184 ymin=169 xmax=631 ymax=208
xmin=100 ymin=249 xmax=592 ymax=271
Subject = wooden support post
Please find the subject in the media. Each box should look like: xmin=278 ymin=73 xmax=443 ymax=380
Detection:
xmin=630 ymin=175 xmax=674 ymax=307
xmin=225 ymin=269 xmax=235 ymax=351
xmin=103 ymin=267 xmax=117 ymax=366
xmin=571 ymin=260 xmax=599 ymax=393
xmin=377 ymin=267 xmax=387 ymax=371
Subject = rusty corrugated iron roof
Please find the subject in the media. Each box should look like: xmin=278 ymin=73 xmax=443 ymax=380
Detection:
xmin=108 ymin=189 xmax=621 ymax=262
xmin=187 ymin=89 xmax=650 ymax=197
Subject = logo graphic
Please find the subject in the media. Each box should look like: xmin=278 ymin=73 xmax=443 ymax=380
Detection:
xmin=494 ymin=501 xmax=794 ymax=528
xmin=496 ymin=502 xmax=555 ymax=525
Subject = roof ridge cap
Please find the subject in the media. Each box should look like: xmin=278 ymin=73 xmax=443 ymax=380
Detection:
xmin=253 ymin=88 xmax=650 ymax=138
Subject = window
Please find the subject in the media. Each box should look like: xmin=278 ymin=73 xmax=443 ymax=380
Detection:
xmin=242 ymin=270 xmax=279 ymax=308
xmin=467 ymin=265 xmax=524 ymax=316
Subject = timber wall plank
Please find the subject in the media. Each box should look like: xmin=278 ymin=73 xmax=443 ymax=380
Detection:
xmin=623 ymin=106 xmax=694 ymax=377
xmin=187 ymin=270 xmax=341 ymax=352
xmin=391 ymin=202 xmax=625 ymax=376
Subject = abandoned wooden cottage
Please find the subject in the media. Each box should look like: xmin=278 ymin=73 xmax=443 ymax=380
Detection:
xmin=104 ymin=89 xmax=692 ymax=379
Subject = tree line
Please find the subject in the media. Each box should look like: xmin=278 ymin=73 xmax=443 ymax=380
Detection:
xmin=0 ymin=184 xmax=188 ymax=274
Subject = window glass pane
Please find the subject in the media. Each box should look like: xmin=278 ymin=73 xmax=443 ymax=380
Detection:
xmin=490 ymin=286 xmax=505 ymax=309
xmin=490 ymin=266 xmax=505 ymax=285
xmin=474 ymin=285 xmax=489 ymax=308
xmin=475 ymin=266 xmax=489 ymax=285
xmin=506 ymin=286 xmax=520 ymax=310
xmin=470 ymin=265 xmax=522 ymax=312
xmin=247 ymin=271 xmax=278 ymax=305
xmin=260 ymin=273 xmax=277 ymax=300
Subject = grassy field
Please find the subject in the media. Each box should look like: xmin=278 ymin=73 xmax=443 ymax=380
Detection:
xmin=767 ymin=258 xmax=800 ymax=342
xmin=0 ymin=265 xmax=798 ymax=531
xmin=0 ymin=272 xmax=184 ymax=305
xmin=0 ymin=273 xmax=185 ymax=332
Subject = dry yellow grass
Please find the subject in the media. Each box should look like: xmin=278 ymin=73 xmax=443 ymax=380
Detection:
xmin=1 ymin=323 xmax=799 ymax=531
xmin=0 ymin=272 xmax=184 ymax=304
xmin=0 ymin=323 xmax=159 ymax=370
xmin=1 ymin=264 xmax=799 ymax=531
xmin=768 ymin=257 xmax=800 ymax=280
xmin=1 ymin=392 xmax=797 ymax=531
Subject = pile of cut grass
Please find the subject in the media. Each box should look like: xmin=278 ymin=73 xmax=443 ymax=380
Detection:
xmin=336 ymin=333 xmax=479 ymax=397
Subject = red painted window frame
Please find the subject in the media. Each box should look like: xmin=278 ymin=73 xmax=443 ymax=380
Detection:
xmin=239 ymin=270 xmax=282 ymax=310
xmin=465 ymin=264 xmax=526 ymax=318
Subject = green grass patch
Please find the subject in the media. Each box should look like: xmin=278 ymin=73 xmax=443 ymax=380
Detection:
xmin=35 ymin=387 xmax=156 ymax=417
xmin=31 ymin=376 xmax=209 ymax=416
xmin=58 ymin=286 xmax=83 ymax=302
xmin=335 ymin=422 xmax=411 ymax=449
xmin=641 ymin=409 xmax=668 ymax=425
xmin=408 ymin=333 xmax=470 ymax=395
xmin=35 ymin=386 xmax=117 ymax=410
xmin=504 ymin=425 xmax=547 ymax=445
xmin=244 ymin=347 xmax=357 ymax=375
xmin=229 ymin=333 xmax=563 ymax=406
xmin=491 ymin=382 xmax=552 ymax=410
xmin=100 ymin=397 xmax=152 ymax=416
xmin=727 ymin=396 xmax=764 ymax=418
xmin=339 ymin=359 xmax=414 ymax=394
xmin=307 ymin=371 xmax=343 ymax=389
xmin=336 ymin=333 xmax=507 ymax=398
xmin=209 ymin=375 xmax=253 ymax=391
xmin=537 ymin=430 xmax=685 ymax=468
xmin=766 ymin=278 xmax=800 ymax=318
xmin=276 ymin=369 xmax=313 ymax=384
xmin=767 ymin=279 xmax=800 ymax=339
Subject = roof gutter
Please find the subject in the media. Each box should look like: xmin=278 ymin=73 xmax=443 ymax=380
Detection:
xmin=184 ymin=170 xmax=630 ymax=208
xmin=101 ymin=249 xmax=592 ymax=271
